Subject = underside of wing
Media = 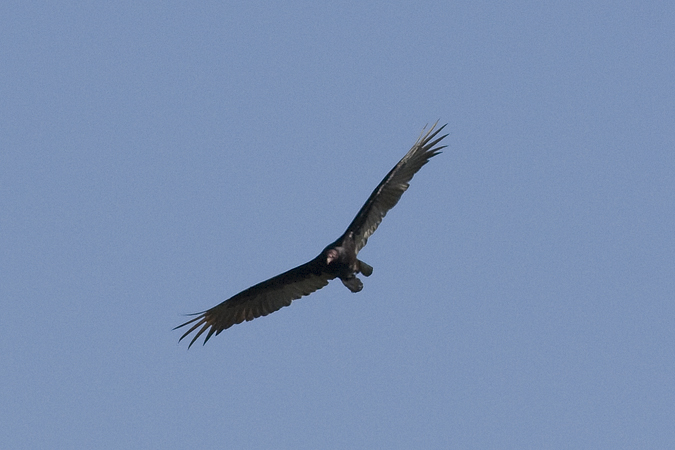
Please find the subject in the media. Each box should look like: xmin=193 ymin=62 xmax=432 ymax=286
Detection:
xmin=346 ymin=122 xmax=448 ymax=252
xmin=175 ymin=258 xmax=333 ymax=347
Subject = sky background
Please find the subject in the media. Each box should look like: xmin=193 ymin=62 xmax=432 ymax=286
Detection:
xmin=1 ymin=1 xmax=674 ymax=449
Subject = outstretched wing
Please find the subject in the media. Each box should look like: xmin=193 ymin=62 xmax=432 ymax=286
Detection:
xmin=345 ymin=122 xmax=447 ymax=252
xmin=175 ymin=257 xmax=333 ymax=348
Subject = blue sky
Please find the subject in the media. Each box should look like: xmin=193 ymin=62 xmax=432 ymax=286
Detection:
xmin=1 ymin=1 xmax=673 ymax=448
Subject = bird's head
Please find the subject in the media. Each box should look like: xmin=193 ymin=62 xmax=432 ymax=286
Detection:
xmin=326 ymin=249 xmax=339 ymax=265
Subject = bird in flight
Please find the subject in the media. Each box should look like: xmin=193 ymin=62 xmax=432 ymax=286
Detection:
xmin=175 ymin=123 xmax=448 ymax=347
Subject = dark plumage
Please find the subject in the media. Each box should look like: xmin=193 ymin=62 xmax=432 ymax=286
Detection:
xmin=175 ymin=123 xmax=448 ymax=347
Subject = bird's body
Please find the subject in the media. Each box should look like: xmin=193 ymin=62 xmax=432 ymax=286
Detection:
xmin=176 ymin=123 xmax=448 ymax=347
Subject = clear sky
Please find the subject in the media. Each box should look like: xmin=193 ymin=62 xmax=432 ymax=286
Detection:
xmin=2 ymin=1 xmax=673 ymax=449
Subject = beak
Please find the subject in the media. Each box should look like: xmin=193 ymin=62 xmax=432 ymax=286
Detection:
xmin=326 ymin=249 xmax=337 ymax=265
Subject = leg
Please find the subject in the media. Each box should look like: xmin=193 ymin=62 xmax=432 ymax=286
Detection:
xmin=358 ymin=259 xmax=373 ymax=277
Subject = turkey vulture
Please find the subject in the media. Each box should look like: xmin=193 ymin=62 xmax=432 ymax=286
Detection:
xmin=175 ymin=123 xmax=448 ymax=347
